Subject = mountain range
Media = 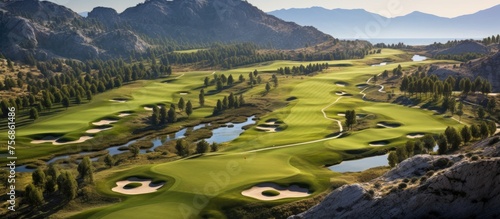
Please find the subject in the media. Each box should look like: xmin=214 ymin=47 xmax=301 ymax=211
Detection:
xmin=269 ymin=5 xmax=500 ymax=39
xmin=0 ymin=0 xmax=331 ymax=61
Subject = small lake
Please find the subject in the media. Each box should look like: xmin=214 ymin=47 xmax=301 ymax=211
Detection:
xmin=328 ymin=154 xmax=389 ymax=173
xmin=412 ymin=55 xmax=427 ymax=62
xmin=205 ymin=116 xmax=256 ymax=144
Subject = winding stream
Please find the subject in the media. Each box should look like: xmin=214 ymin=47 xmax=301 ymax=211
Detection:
xmin=16 ymin=116 xmax=255 ymax=172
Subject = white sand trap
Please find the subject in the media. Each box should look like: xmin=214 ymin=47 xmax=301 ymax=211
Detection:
xmin=335 ymin=83 xmax=346 ymax=87
xmin=265 ymin=121 xmax=277 ymax=125
xmin=179 ymin=93 xmax=188 ymax=95
xmin=86 ymin=128 xmax=112 ymax=134
xmin=336 ymin=91 xmax=347 ymax=96
xmin=407 ymin=134 xmax=425 ymax=139
xmin=370 ymin=143 xmax=387 ymax=147
xmin=337 ymin=113 xmax=346 ymax=116
xmin=112 ymin=177 xmax=164 ymax=195
xmin=92 ymin=120 xmax=118 ymax=126
xmin=53 ymin=136 xmax=94 ymax=145
xmin=144 ymin=107 xmax=153 ymax=111
xmin=256 ymin=126 xmax=277 ymax=133
xmin=242 ymin=183 xmax=310 ymax=201
xmin=31 ymin=136 xmax=59 ymax=144
xmin=377 ymin=123 xmax=399 ymax=128
xmin=109 ymin=99 xmax=127 ymax=103
xmin=118 ymin=113 xmax=132 ymax=117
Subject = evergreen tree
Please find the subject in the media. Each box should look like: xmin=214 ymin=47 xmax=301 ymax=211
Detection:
xmin=388 ymin=151 xmax=398 ymax=167
xmin=185 ymin=100 xmax=193 ymax=117
xmin=178 ymin=97 xmax=185 ymax=111
xmin=460 ymin=126 xmax=472 ymax=143
xmin=199 ymin=89 xmax=205 ymax=107
xmin=265 ymin=82 xmax=271 ymax=93
xmin=196 ymin=140 xmax=209 ymax=154
xmin=62 ymin=96 xmax=70 ymax=109
xmin=175 ymin=139 xmax=188 ymax=157
xmin=210 ymin=142 xmax=219 ymax=152
xmin=168 ymin=106 xmax=177 ymax=123
xmin=29 ymin=108 xmax=39 ymax=121
xmin=77 ymin=156 xmax=94 ymax=184
xmin=32 ymin=168 xmax=46 ymax=188
xmin=24 ymin=184 xmax=44 ymax=206
xmin=470 ymin=124 xmax=481 ymax=139
xmin=480 ymin=122 xmax=490 ymax=138
xmin=421 ymin=134 xmax=436 ymax=151
xmin=437 ymin=134 xmax=448 ymax=155
xmin=57 ymin=171 xmax=77 ymax=200
xmin=151 ymin=106 xmax=159 ymax=125
xmin=159 ymin=106 xmax=167 ymax=125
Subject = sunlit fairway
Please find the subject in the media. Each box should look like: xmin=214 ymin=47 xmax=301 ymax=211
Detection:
xmin=17 ymin=49 xmax=462 ymax=218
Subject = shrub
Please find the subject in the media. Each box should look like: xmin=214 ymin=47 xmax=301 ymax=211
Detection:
xmin=471 ymin=155 xmax=479 ymax=161
xmin=426 ymin=170 xmax=435 ymax=177
xmin=402 ymin=178 xmax=410 ymax=183
xmin=433 ymin=158 xmax=451 ymax=169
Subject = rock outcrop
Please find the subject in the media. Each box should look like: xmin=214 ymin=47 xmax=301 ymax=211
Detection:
xmin=291 ymin=137 xmax=500 ymax=219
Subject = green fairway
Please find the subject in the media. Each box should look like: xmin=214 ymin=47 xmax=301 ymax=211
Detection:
xmin=71 ymin=49 xmax=463 ymax=218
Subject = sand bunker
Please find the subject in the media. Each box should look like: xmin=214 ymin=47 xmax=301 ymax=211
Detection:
xmin=256 ymin=126 xmax=278 ymax=133
xmin=179 ymin=92 xmax=189 ymax=95
xmin=32 ymin=136 xmax=94 ymax=145
xmin=118 ymin=113 xmax=132 ymax=117
xmin=377 ymin=122 xmax=401 ymax=128
xmin=112 ymin=177 xmax=165 ymax=195
xmin=407 ymin=133 xmax=425 ymax=139
xmin=31 ymin=136 xmax=58 ymax=144
xmin=92 ymin=120 xmax=118 ymax=126
xmin=241 ymin=183 xmax=310 ymax=201
xmin=335 ymin=82 xmax=347 ymax=87
xmin=109 ymin=99 xmax=128 ymax=103
xmin=144 ymin=107 xmax=153 ymax=111
xmin=86 ymin=127 xmax=112 ymax=134
xmin=53 ymin=136 xmax=94 ymax=145
xmin=356 ymin=84 xmax=369 ymax=89
xmin=336 ymin=91 xmax=347 ymax=96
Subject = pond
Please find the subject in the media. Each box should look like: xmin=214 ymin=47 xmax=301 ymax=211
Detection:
xmin=205 ymin=116 xmax=256 ymax=144
xmin=412 ymin=54 xmax=427 ymax=62
xmin=328 ymin=154 xmax=389 ymax=173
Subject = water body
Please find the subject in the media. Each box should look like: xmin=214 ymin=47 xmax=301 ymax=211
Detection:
xmin=205 ymin=116 xmax=256 ymax=144
xmin=328 ymin=154 xmax=389 ymax=173
xmin=15 ymin=116 xmax=254 ymax=172
xmin=412 ymin=55 xmax=427 ymax=62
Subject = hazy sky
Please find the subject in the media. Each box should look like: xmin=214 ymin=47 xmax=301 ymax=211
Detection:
xmin=47 ymin=0 xmax=500 ymax=18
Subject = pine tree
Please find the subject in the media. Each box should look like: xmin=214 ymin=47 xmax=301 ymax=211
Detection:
xmin=29 ymin=108 xmax=39 ymax=121
xmin=159 ymin=106 xmax=167 ymax=125
xmin=196 ymin=140 xmax=209 ymax=154
xmin=168 ymin=106 xmax=177 ymax=123
xmin=178 ymin=97 xmax=185 ymax=111
xmin=199 ymin=89 xmax=205 ymax=107
xmin=185 ymin=100 xmax=193 ymax=117
xmin=24 ymin=184 xmax=44 ymax=206
xmin=460 ymin=126 xmax=472 ymax=143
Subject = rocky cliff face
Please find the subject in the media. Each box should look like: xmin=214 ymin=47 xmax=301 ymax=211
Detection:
xmin=291 ymin=137 xmax=500 ymax=219
xmin=0 ymin=0 xmax=332 ymax=61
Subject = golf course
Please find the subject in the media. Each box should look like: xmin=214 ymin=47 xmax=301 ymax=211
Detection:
xmin=2 ymin=49 xmax=457 ymax=218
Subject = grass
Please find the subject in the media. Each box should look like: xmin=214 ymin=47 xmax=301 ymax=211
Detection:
xmin=262 ymin=190 xmax=280 ymax=197
xmin=9 ymin=49 xmax=464 ymax=218
xmin=123 ymin=183 xmax=143 ymax=189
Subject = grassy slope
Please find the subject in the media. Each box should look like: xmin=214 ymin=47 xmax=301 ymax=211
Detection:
xmin=73 ymin=49 xmax=463 ymax=219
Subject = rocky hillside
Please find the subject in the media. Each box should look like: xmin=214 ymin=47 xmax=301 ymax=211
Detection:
xmin=431 ymin=41 xmax=490 ymax=56
xmin=0 ymin=0 xmax=331 ymax=61
xmin=427 ymin=51 xmax=500 ymax=92
xmin=291 ymin=137 xmax=500 ymax=219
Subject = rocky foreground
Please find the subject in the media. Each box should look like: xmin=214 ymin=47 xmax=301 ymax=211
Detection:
xmin=291 ymin=137 xmax=500 ymax=219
